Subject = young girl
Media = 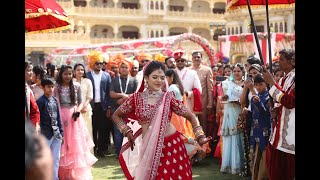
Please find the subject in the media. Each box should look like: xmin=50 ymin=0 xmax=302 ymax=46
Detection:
xmin=273 ymin=68 xmax=284 ymax=84
xmin=54 ymin=65 xmax=97 ymax=180
xmin=31 ymin=65 xmax=46 ymax=100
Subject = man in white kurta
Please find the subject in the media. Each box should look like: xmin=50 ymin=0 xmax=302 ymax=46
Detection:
xmin=175 ymin=55 xmax=202 ymax=114
xmin=261 ymin=48 xmax=295 ymax=180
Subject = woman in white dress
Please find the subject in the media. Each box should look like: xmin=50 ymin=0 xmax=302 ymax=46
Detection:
xmin=73 ymin=63 xmax=94 ymax=154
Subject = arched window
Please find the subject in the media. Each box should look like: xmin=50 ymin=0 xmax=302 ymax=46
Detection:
xmin=161 ymin=2 xmax=164 ymax=10
xmin=156 ymin=31 xmax=159 ymax=37
xmin=280 ymin=22 xmax=283 ymax=32
xmin=235 ymin=27 xmax=238 ymax=34
xmin=227 ymin=28 xmax=230 ymax=35
xmin=285 ymin=22 xmax=288 ymax=32
xmin=150 ymin=1 xmax=154 ymax=9
xmin=151 ymin=31 xmax=154 ymax=38
xmin=160 ymin=31 xmax=164 ymax=37
xmin=275 ymin=23 xmax=278 ymax=32
xmin=212 ymin=2 xmax=226 ymax=14
xmin=155 ymin=1 xmax=159 ymax=9
xmin=240 ymin=26 xmax=243 ymax=34
xmin=231 ymin=27 xmax=234 ymax=35
xmin=102 ymin=28 xmax=108 ymax=38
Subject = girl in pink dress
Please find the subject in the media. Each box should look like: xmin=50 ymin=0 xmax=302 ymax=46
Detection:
xmin=112 ymin=61 xmax=212 ymax=180
xmin=54 ymin=65 xmax=97 ymax=180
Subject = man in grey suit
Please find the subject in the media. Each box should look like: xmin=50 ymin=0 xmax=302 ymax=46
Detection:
xmin=86 ymin=52 xmax=112 ymax=157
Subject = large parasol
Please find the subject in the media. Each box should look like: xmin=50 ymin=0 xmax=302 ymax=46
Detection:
xmin=226 ymin=0 xmax=295 ymax=73
xmin=25 ymin=0 xmax=71 ymax=34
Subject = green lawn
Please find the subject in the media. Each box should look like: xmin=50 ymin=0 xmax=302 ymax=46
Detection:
xmin=92 ymin=150 xmax=246 ymax=180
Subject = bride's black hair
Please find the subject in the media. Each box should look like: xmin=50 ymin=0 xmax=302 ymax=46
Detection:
xmin=144 ymin=61 xmax=166 ymax=77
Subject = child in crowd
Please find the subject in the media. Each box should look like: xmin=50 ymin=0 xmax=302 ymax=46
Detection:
xmin=36 ymin=78 xmax=64 ymax=180
xmin=248 ymin=74 xmax=272 ymax=180
xmin=53 ymin=65 xmax=97 ymax=180
xmin=273 ymin=68 xmax=285 ymax=84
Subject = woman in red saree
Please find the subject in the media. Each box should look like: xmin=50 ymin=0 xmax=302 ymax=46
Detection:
xmin=112 ymin=61 xmax=212 ymax=180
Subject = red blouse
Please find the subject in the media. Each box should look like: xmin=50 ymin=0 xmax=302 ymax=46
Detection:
xmin=118 ymin=91 xmax=187 ymax=124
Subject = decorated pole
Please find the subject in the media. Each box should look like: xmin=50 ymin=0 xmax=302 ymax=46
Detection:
xmin=245 ymin=0 xmax=264 ymax=65
xmin=266 ymin=0 xmax=273 ymax=73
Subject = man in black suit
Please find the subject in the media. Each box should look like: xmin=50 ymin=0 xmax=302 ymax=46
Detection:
xmin=86 ymin=51 xmax=112 ymax=157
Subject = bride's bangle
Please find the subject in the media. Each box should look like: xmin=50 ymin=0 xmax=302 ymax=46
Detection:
xmin=193 ymin=126 xmax=205 ymax=141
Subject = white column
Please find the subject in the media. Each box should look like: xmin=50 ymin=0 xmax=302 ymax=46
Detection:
xmin=164 ymin=25 xmax=169 ymax=36
xmin=140 ymin=24 xmax=147 ymax=38
xmin=188 ymin=26 xmax=192 ymax=33
xmin=242 ymin=19 xmax=249 ymax=33
xmin=164 ymin=0 xmax=168 ymax=12
xmin=86 ymin=23 xmax=91 ymax=34
xmin=187 ymin=0 xmax=192 ymax=12
xmin=287 ymin=14 xmax=294 ymax=33
xmin=113 ymin=0 xmax=119 ymax=7
xmin=148 ymin=30 xmax=151 ymax=38
xmin=210 ymin=1 xmax=214 ymax=12
xmin=113 ymin=24 xmax=119 ymax=38
xmin=140 ymin=0 xmax=147 ymax=13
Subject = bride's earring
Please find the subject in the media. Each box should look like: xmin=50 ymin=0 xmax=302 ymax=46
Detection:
xmin=144 ymin=80 xmax=148 ymax=89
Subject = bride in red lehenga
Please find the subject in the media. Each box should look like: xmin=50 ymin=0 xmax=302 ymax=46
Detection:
xmin=112 ymin=61 xmax=212 ymax=180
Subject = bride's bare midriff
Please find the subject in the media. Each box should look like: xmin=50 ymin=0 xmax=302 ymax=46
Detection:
xmin=141 ymin=122 xmax=176 ymax=138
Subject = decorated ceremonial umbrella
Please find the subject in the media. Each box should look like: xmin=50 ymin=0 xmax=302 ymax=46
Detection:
xmin=226 ymin=0 xmax=295 ymax=72
xmin=25 ymin=0 xmax=71 ymax=34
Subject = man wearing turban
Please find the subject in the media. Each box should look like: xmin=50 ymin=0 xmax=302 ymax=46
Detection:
xmin=86 ymin=50 xmax=113 ymax=157
xmin=136 ymin=51 xmax=153 ymax=71
xmin=109 ymin=56 xmax=138 ymax=158
xmin=135 ymin=51 xmax=153 ymax=91
xmin=109 ymin=54 xmax=124 ymax=78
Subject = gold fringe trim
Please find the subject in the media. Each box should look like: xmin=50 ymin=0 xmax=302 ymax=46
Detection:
xmin=25 ymin=12 xmax=71 ymax=24
xmin=26 ymin=25 xmax=71 ymax=34
xmin=226 ymin=2 xmax=295 ymax=11
xmin=226 ymin=0 xmax=240 ymax=11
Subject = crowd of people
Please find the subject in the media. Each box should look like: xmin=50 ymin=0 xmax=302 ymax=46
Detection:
xmin=25 ymin=48 xmax=295 ymax=180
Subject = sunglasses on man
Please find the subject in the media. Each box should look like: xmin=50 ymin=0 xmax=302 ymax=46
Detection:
xmin=95 ymin=62 xmax=103 ymax=65
xmin=176 ymin=59 xmax=185 ymax=63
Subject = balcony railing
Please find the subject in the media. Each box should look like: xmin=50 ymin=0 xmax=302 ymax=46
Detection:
xmin=25 ymin=33 xmax=140 ymax=46
xmin=25 ymin=33 xmax=91 ymax=47
xmin=73 ymin=7 xmax=143 ymax=17
xmin=56 ymin=1 xmax=74 ymax=12
xmin=167 ymin=10 xmax=224 ymax=21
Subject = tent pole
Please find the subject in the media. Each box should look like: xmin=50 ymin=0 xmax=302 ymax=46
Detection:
xmin=266 ymin=0 xmax=273 ymax=73
xmin=245 ymin=0 xmax=264 ymax=65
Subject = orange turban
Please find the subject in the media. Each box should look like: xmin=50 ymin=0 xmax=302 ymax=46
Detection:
xmin=154 ymin=53 xmax=167 ymax=63
xmin=119 ymin=57 xmax=133 ymax=71
xmin=136 ymin=51 xmax=153 ymax=62
xmin=88 ymin=50 xmax=103 ymax=69
xmin=108 ymin=54 xmax=123 ymax=70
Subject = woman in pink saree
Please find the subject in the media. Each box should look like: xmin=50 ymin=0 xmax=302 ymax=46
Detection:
xmin=112 ymin=61 xmax=212 ymax=180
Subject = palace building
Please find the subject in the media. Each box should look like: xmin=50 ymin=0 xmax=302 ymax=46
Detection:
xmin=25 ymin=0 xmax=294 ymax=65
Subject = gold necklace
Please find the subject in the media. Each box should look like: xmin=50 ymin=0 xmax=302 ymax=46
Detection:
xmin=146 ymin=89 xmax=162 ymax=98
xmin=234 ymin=79 xmax=243 ymax=84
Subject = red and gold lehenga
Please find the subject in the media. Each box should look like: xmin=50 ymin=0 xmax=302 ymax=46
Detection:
xmin=117 ymin=89 xmax=193 ymax=180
